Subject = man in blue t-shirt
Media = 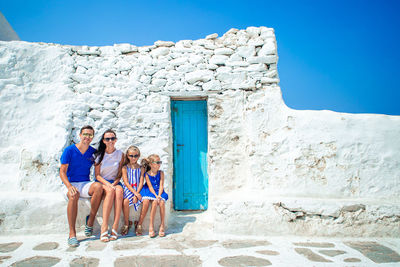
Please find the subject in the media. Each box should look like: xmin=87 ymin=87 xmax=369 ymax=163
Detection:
xmin=60 ymin=125 xmax=104 ymax=247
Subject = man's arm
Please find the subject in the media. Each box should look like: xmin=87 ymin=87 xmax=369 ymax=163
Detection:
xmin=60 ymin=163 xmax=77 ymax=196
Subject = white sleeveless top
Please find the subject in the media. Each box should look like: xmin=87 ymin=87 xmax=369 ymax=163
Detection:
xmin=96 ymin=149 xmax=123 ymax=181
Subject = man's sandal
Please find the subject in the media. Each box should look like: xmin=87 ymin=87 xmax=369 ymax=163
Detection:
xmin=121 ymin=225 xmax=129 ymax=236
xmin=110 ymin=229 xmax=118 ymax=241
xmin=135 ymin=224 xmax=143 ymax=236
xmin=68 ymin=237 xmax=79 ymax=247
xmin=100 ymin=231 xmax=109 ymax=242
xmin=84 ymin=215 xmax=94 ymax=237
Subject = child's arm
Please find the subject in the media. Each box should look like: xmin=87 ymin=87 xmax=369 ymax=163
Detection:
xmin=146 ymin=173 xmax=158 ymax=197
xmin=121 ymin=166 xmax=139 ymax=197
xmin=157 ymin=171 xmax=165 ymax=201
xmin=112 ymin=152 xmax=125 ymax=186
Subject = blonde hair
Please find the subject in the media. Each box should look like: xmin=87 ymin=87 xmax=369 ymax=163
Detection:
xmin=141 ymin=154 xmax=159 ymax=172
xmin=123 ymin=145 xmax=141 ymax=166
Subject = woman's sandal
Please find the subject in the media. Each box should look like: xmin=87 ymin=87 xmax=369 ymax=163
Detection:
xmin=135 ymin=224 xmax=143 ymax=236
xmin=149 ymin=229 xmax=156 ymax=238
xmin=110 ymin=229 xmax=118 ymax=241
xmin=158 ymin=226 xmax=166 ymax=237
xmin=121 ymin=225 xmax=129 ymax=236
xmin=100 ymin=231 xmax=109 ymax=242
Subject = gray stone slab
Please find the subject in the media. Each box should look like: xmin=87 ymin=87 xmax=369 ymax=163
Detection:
xmin=10 ymin=256 xmax=61 ymax=267
xmin=113 ymin=242 xmax=139 ymax=251
xmin=222 ymin=240 xmax=271 ymax=249
xmin=158 ymin=239 xmax=186 ymax=251
xmin=66 ymin=246 xmax=77 ymax=252
xmin=293 ymin=242 xmax=335 ymax=248
xmin=70 ymin=256 xmax=100 ymax=267
xmin=218 ymin=255 xmax=272 ymax=266
xmin=256 ymin=249 xmax=280 ymax=256
xmin=86 ymin=240 xmax=106 ymax=251
xmin=115 ymin=255 xmax=202 ymax=267
xmin=318 ymin=249 xmax=346 ymax=257
xmin=0 ymin=242 xmax=22 ymax=253
xmin=185 ymin=239 xmax=218 ymax=248
xmin=33 ymin=242 xmax=59 ymax=250
xmin=120 ymin=236 xmax=144 ymax=242
xmin=343 ymin=257 xmax=361 ymax=262
xmin=344 ymin=241 xmax=400 ymax=263
xmin=294 ymin=248 xmax=332 ymax=262
xmin=0 ymin=256 xmax=11 ymax=264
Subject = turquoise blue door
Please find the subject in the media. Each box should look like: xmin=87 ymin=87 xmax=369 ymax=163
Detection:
xmin=171 ymin=100 xmax=208 ymax=210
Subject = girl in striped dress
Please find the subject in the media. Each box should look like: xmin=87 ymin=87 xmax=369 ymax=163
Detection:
xmin=120 ymin=146 xmax=144 ymax=236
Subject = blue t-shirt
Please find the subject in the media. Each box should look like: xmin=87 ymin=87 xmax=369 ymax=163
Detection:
xmin=60 ymin=144 xmax=97 ymax=182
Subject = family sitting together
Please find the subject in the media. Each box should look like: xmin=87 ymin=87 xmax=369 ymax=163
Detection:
xmin=59 ymin=125 xmax=168 ymax=247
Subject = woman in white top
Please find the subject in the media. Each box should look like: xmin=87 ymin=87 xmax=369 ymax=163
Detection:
xmin=95 ymin=129 xmax=124 ymax=242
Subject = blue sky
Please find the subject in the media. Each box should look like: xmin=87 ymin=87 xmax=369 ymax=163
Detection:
xmin=1 ymin=0 xmax=399 ymax=115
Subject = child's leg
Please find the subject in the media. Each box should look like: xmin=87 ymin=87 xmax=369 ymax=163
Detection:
xmin=137 ymin=199 xmax=150 ymax=226
xmin=122 ymin=198 xmax=130 ymax=226
xmin=112 ymin=185 xmax=124 ymax=232
xmin=159 ymin=200 xmax=165 ymax=229
xmin=149 ymin=200 xmax=157 ymax=234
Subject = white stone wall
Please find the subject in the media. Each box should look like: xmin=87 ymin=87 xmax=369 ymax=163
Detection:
xmin=0 ymin=26 xmax=399 ymax=236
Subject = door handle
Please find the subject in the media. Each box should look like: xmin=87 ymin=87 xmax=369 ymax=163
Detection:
xmin=177 ymin=144 xmax=184 ymax=146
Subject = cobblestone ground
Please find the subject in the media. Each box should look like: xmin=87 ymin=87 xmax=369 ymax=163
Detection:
xmin=1 ymin=231 xmax=400 ymax=267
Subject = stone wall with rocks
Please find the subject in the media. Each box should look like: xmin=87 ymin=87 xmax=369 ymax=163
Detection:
xmin=0 ymin=26 xmax=399 ymax=236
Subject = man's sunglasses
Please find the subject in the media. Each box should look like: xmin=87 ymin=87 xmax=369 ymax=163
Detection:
xmin=82 ymin=133 xmax=94 ymax=138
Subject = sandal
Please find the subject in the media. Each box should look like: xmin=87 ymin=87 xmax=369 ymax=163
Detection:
xmin=121 ymin=225 xmax=129 ymax=236
xmin=159 ymin=226 xmax=166 ymax=237
xmin=84 ymin=215 xmax=93 ymax=237
xmin=100 ymin=231 xmax=109 ymax=242
xmin=110 ymin=229 xmax=118 ymax=241
xmin=68 ymin=237 xmax=79 ymax=247
xmin=149 ymin=229 xmax=156 ymax=238
xmin=135 ymin=224 xmax=143 ymax=236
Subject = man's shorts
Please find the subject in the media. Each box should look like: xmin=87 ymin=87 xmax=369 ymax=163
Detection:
xmin=64 ymin=181 xmax=95 ymax=199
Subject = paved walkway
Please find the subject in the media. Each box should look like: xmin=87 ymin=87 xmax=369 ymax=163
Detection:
xmin=1 ymin=230 xmax=400 ymax=266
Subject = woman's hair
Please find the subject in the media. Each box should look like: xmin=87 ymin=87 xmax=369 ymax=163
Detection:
xmin=95 ymin=129 xmax=116 ymax=165
xmin=123 ymin=145 xmax=141 ymax=166
xmin=141 ymin=154 xmax=159 ymax=172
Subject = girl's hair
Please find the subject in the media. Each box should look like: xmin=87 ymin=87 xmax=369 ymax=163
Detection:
xmin=123 ymin=145 xmax=141 ymax=166
xmin=95 ymin=129 xmax=116 ymax=165
xmin=141 ymin=154 xmax=159 ymax=172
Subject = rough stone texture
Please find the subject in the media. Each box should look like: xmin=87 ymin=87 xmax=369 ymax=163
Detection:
xmin=86 ymin=240 xmax=106 ymax=251
xmin=222 ymin=240 xmax=271 ymax=249
xmin=0 ymin=26 xmax=399 ymax=237
xmin=294 ymin=248 xmax=332 ymax=262
xmin=256 ymin=249 xmax=280 ymax=255
xmin=114 ymin=255 xmax=202 ymax=267
xmin=0 ymin=256 xmax=11 ymax=264
xmin=218 ymin=256 xmax=272 ymax=266
xmin=10 ymin=256 xmax=61 ymax=267
xmin=343 ymin=257 xmax=361 ymax=262
xmin=70 ymin=256 xmax=99 ymax=267
xmin=0 ymin=242 xmax=22 ymax=252
xmin=344 ymin=241 xmax=400 ymax=263
xmin=318 ymin=249 xmax=346 ymax=257
xmin=32 ymin=242 xmax=59 ymax=250
xmin=293 ymin=242 xmax=335 ymax=248
xmin=185 ymin=239 xmax=218 ymax=248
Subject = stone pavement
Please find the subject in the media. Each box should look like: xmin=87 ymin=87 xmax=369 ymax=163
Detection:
xmin=1 ymin=231 xmax=400 ymax=267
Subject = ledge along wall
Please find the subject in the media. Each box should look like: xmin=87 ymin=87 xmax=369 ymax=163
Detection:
xmin=0 ymin=27 xmax=399 ymax=236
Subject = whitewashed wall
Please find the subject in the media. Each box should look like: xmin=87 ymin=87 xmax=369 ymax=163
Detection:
xmin=0 ymin=27 xmax=399 ymax=236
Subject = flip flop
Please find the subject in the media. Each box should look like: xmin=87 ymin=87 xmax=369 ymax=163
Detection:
xmin=135 ymin=224 xmax=143 ymax=236
xmin=149 ymin=229 xmax=156 ymax=238
xmin=159 ymin=226 xmax=166 ymax=237
xmin=84 ymin=215 xmax=93 ymax=237
xmin=68 ymin=237 xmax=79 ymax=247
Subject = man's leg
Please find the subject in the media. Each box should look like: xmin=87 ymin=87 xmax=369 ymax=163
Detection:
xmin=67 ymin=191 xmax=80 ymax=238
xmin=87 ymin=182 xmax=104 ymax=226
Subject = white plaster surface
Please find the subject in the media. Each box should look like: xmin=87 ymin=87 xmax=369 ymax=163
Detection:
xmin=0 ymin=26 xmax=399 ymax=237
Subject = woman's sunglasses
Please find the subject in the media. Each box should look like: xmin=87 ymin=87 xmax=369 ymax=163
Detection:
xmin=104 ymin=137 xmax=117 ymax=142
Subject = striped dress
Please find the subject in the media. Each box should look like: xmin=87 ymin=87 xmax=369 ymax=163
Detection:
xmin=122 ymin=166 xmax=142 ymax=211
